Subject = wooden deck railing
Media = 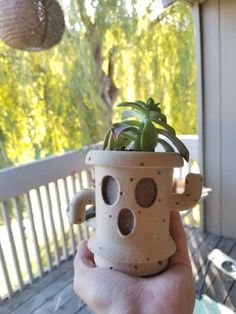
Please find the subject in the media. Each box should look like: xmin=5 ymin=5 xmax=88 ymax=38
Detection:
xmin=0 ymin=136 xmax=201 ymax=301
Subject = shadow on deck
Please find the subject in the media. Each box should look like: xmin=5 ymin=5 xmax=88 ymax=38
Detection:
xmin=1 ymin=227 xmax=236 ymax=314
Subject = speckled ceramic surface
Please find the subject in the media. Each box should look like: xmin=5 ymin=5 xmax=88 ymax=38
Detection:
xmin=70 ymin=150 xmax=202 ymax=276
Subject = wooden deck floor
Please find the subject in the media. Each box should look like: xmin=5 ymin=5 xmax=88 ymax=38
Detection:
xmin=1 ymin=227 xmax=236 ymax=314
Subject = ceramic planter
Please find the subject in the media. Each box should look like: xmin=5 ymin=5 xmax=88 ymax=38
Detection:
xmin=70 ymin=150 xmax=202 ymax=276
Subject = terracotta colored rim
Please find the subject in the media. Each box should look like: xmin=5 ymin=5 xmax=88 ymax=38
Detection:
xmin=86 ymin=150 xmax=183 ymax=168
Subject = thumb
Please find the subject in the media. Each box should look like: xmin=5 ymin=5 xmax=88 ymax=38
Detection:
xmin=76 ymin=240 xmax=96 ymax=268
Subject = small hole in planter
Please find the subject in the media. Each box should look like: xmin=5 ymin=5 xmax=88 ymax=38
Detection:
xmin=162 ymin=219 xmax=166 ymax=223
xmin=194 ymin=199 xmax=198 ymax=202
xmin=99 ymin=246 xmax=102 ymax=250
xmin=109 ymin=215 xmax=112 ymax=218
xmin=176 ymin=202 xmax=180 ymax=205
xmin=140 ymin=162 xmax=144 ymax=166
xmin=146 ymin=258 xmax=150 ymax=261
xmin=134 ymin=265 xmax=138 ymax=269
xmin=185 ymin=193 xmax=190 ymax=197
xmin=158 ymin=261 xmax=162 ymax=265
xmin=109 ymin=267 xmax=113 ymax=270
xmin=130 ymin=178 xmax=134 ymax=182
xmin=157 ymin=171 xmax=161 ymax=175
xmin=118 ymin=208 xmax=135 ymax=236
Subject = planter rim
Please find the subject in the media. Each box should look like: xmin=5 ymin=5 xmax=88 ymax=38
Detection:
xmin=86 ymin=150 xmax=184 ymax=168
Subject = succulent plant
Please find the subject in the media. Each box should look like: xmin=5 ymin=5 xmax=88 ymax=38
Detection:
xmin=103 ymin=97 xmax=189 ymax=162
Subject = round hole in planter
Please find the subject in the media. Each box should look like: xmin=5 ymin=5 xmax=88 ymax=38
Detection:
xmin=118 ymin=208 xmax=135 ymax=236
xmin=101 ymin=175 xmax=119 ymax=205
xmin=135 ymin=178 xmax=157 ymax=208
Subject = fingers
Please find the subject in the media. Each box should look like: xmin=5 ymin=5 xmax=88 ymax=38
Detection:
xmin=73 ymin=241 xmax=137 ymax=313
xmin=169 ymin=210 xmax=187 ymax=252
xmin=76 ymin=240 xmax=96 ymax=268
xmin=169 ymin=211 xmax=191 ymax=267
xmin=74 ymin=241 xmax=96 ymax=303
xmin=169 ymin=210 xmax=186 ymax=237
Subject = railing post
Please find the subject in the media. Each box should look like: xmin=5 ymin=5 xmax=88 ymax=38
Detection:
xmin=0 ymin=202 xmax=24 ymax=291
xmin=0 ymin=140 xmax=203 ymax=300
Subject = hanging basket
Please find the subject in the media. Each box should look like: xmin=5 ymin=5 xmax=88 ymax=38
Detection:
xmin=0 ymin=0 xmax=65 ymax=51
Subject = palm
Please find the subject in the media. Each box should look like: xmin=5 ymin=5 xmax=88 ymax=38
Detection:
xmin=74 ymin=211 xmax=195 ymax=314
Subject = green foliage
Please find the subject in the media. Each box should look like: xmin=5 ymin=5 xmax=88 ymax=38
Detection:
xmin=103 ymin=97 xmax=189 ymax=161
xmin=0 ymin=0 xmax=197 ymax=169
xmin=0 ymin=30 xmax=110 ymax=167
xmin=109 ymin=2 xmax=197 ymax=134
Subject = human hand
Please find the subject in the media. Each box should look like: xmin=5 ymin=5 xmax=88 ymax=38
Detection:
xmin=73 ymin=211 xmax=195 ymax=314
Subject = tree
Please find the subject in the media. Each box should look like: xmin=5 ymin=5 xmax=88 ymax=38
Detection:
xmin=0 ymin=0 xmax=197 ymax=169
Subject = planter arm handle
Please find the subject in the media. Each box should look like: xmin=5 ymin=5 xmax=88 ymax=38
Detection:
xmin=167 ymin=173 xmax=202 ymax=211
xmin=69 ymin=189 xmax=95 ymax=224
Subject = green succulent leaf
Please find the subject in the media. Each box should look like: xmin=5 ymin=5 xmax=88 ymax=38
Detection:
xmin=154 ymin=105 xmax=161 ymax=113
xmin=141 ymin=120 xmax=158 ymax=151
xmin=135 ymin=100 xmax=146 ymax=110
xmin=132 ymin=136 xmax=141 ymax=150
xmin=103 ymin=98 xmax=190 ymax=160
xmin=121 ymin=110 xmax=143 ymax=120
xmin=157 ymin=128 xmax=189 ymax=162
xmin=105 ymin=129 xmax=116 ymax=150
xmin=117 ymin=101 xmax=146 ymax=115
xmin=122 ymin=119 xmax=140 ymax=127
xmin=112 ymin=123 xmax=139 ymax=140
xmin=146 ymin=97 xmax=155 ymax=110
xmin=156 ymin=121 xmax=176 ymax=135
xmin=103 ymin=128 xmax=112 ymax=150
xmin=157 ymin=138 xmax=175 ymax=152
xmin=113 ymin=133 xmax=133 ymax=150
xmin=120 ymin=131 xmax=137 ymax=141
xmin=149 ymin=111 xmax=175 ymax=135
xmin=149 ymin=111 xmax=167 ymax=123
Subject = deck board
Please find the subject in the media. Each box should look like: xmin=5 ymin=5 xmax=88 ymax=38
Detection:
xmin=55 ymin=296 xmax=87 ymax=314
xmin=12 ymin=265 xmax=74 ymax=314
xmin=0 ymin=258 xmax=74 ymax=314
xmin=224 ymin=242 xmax=236 ymax=310
xmin=191 ymin=232 xmax=221 ymax=279
xmin=1 ymin=227 xmax=236 ymax=314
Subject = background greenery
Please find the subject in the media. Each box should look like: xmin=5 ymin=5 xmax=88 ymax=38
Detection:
xmin=0 ymin=0 xmax=197 ymax=169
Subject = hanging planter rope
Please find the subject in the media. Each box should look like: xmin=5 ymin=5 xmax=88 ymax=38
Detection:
xmin=0 ymin=0 xmax=65 ymax=51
